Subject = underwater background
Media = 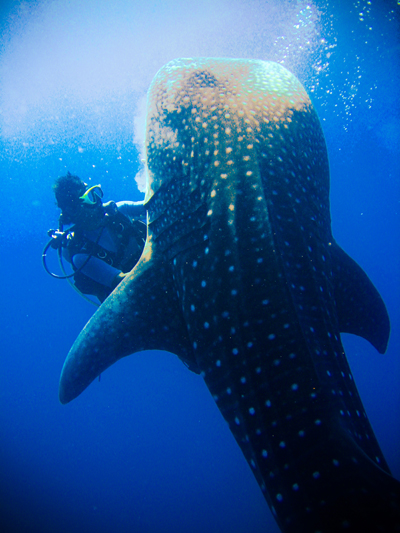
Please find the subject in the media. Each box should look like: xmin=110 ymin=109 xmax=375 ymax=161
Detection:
xmin=0 ymin=1 xmax=399 ymax=532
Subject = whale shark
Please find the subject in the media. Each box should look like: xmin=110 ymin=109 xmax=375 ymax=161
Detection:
xmin=59 ymin=58 xmax=400 ymax=532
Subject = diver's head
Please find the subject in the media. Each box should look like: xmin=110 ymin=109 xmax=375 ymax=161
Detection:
xmin=53 ymin=172 xmax=104 ymax=225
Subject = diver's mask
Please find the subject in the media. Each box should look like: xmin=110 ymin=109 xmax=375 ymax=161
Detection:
xmin=79 ymin=184 xmax=103 ymax=207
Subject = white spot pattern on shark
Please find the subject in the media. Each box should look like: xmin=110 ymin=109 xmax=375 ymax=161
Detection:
xmin=59 ymin=58 xmax=399 ymax=532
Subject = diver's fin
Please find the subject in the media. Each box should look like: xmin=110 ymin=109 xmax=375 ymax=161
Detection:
xmin=331 ymin=241 xmax=390 ymax=354
xmin=59 ymin=254 xmax=194 ymax=404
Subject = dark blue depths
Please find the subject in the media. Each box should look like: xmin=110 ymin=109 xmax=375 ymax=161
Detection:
xmin=1 ymin=5 xmax=399 ymax=533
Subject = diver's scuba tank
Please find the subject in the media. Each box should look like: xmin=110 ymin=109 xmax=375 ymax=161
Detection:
xmin=42 ymin=219 xmax=102 ymax=306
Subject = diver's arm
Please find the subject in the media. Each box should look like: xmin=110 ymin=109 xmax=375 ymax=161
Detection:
xmin=116 ymin=200 xmax=146 ymax=220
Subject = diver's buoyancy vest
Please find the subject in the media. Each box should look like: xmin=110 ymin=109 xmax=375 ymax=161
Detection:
xmin=68 ymin=202 xmax=146 ymax=273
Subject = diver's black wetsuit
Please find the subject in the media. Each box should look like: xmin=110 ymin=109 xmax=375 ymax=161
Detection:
xmin=64 ymin=201 xmax=146 ymax=302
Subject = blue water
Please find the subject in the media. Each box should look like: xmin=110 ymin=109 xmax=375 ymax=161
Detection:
xmin=0 ymin=1 xmax=399 ymax=532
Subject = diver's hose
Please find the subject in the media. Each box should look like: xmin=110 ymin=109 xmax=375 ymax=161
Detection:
xmin=42 ymin=236 xmax=96 ymax=279
xmin=42 ymin=226 xmax=104 ymax=307
xmin=42 ymin=238 xmax=76 ymax=279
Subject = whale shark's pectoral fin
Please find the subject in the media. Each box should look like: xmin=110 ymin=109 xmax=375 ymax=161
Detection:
xmin=331 ymin=241 xmax=390 ymax=354
xmin=59 ymin=254 xmax=195 ymax=404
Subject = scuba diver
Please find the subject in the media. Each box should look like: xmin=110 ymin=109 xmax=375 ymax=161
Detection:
xmin=43 ymin=172 xmax=146 ymax=305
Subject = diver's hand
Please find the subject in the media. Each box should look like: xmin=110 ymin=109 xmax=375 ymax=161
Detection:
xmin=48 ymin=229 xmax=69 ymax=249
xmin=111 ymin=272 xmax=127 ymax=290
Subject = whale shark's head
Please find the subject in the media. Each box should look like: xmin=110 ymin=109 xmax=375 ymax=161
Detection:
xmin=142 ymin=58 xmax=331 ymax=265
xmin=144 ymin=58 xmax=315 ymax=199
